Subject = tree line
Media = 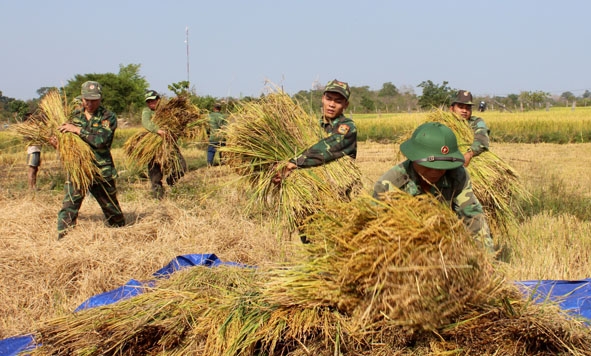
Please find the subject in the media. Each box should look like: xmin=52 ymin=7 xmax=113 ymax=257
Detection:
xmin=1 ymin=63 xmax=590 ymax=124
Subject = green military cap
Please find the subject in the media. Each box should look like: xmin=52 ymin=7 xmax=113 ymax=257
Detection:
xmin=451 ymin=90 xmax=474 ymax=106
xmin=324 ymin=79 xmax=351 ymax=101
xmin=81 ymin=81 xmax=102 ymax=100
xmin=400 ymin=122 xmax=464 ymax=170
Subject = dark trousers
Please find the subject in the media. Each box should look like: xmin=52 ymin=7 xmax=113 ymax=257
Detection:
xmin=207 ymin=142 xmax=225 ymax=165
xmin=148 ymin=152 xmax=186 ymax=198
xmin=57 ymin=178 xmax=125 ymax=232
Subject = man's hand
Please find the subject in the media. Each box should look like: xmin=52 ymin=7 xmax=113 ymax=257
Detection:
xmin=58 ymin=123 xmax=81 ymax=135
xmin=157 ymin=129 xmax=166 ymax=137
xmin=48 ymin=136 xmax=59 ymax=149
xmin=463 ymin=150 xmax=474 ymax=167
xmin=272 ymin=162 xmax=297 ymax=184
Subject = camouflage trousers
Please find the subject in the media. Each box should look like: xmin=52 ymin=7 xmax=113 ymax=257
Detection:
xmin=57 ymin=178 xmax=125 ymax=233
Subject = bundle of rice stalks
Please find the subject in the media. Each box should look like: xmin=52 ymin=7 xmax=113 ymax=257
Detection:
xmin=221 ymin=90 xmax=362 ymax=231
xmin=13 ymin=91 xmax=100 ymax=192
xmin=31 ymin=192 xmax=591 ymax=355
xmin=153 ymin=95 xmax=206 ymax=139
xmin=123 ymin=95 xmax=206 ymax=178
xmin=399 ymin=109 xmax=530 ymax=237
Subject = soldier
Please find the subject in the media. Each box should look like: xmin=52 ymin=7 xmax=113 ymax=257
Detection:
xmin=272 ymin=79 xmax=357 ymax=183
xmin=449 ymin=90 xmax=490 ymax=167
xmin=55 ymin=81 xmax=125 ymax=239
xmin=373 ymin=122 xmax=493 ymax=252
xmin=207 ymin=103 xmax=227 ymax=166
xmin=142 ymin=89 xmax=187 ymax=199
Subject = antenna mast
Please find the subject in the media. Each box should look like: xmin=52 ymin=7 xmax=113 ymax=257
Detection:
xmin=185 ymin=26 xmax=190 ymax=86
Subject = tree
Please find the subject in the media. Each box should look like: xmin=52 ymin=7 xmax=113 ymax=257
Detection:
xmin=378 ymin=82 xmax=398 ymax=97
xmin=583 ymin=90 xmax=591 ymax=99
xmin=168 ymin=81 xmax=190 ymax=96
xmin=61 ymin=63 xmax=148 ymax=115
xmin=530 ymin=91 xmax=550 ymax=108
xmin=560 ymin=91 xmax=575 ymax=104
xmin=36 ymin=87 xmax=59 ymax=98
xmin=417 ymin=80 xmax=455 ymax=109
xmin=8 ymin=99 xmax=29 ymax=120
xmin=360 ymin=96 xmax=375 ymax=112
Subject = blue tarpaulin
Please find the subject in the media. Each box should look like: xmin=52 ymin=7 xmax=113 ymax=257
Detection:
xmin=517 ymin=279 xmax=591 ymax=320
xmin=2 ymin=254 xmax=591 ymax=356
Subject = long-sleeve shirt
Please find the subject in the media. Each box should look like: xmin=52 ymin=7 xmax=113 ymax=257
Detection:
xmin=70 ymin=106 xmax=118 ymax=179
xmin=291 ymin=114 xmax=357 ymax=168
xmin=467 ymin=115 xmax=490 ymax=156
xmin=208 ymin=111 xmax=227 ymax=143
xmin=141 ymin=107 xmax=160 ymax=134
xmin=373 ymin=159 xmax=493 ymax=252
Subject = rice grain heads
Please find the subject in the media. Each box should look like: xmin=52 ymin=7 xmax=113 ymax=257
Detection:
xmin=410 ymin=110 xmax=531 ymax=238
xmin=221 ymin=91 xmax=362 ymax=231
xmin=123 ymin=95 xmax=206 ymax=179
xmin=31 ymin=192 xmax=591 ymax=355
xmin=13 ymin=91 xmax=99 ymax=192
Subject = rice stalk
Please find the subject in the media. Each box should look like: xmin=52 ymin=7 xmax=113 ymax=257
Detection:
xmin=31 ymin=191 xmax=591 ymax=355
xmin=398 ymin=109 xmax=531 ymax=237
xmin=222 ymin=90 xmax=362 ymax=231
xmin=13 ymin=91 xmax=99 ymax=191
xmin=123 ymin=95 xmax=205 ymax=179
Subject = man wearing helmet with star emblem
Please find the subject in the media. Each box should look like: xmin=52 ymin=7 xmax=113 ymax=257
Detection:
xmin=372 ymin=122 xmax=493 ymax=253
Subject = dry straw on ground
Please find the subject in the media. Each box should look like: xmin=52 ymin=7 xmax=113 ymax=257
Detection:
xmin=221 ymin=90 xmax=362 ymax=232
xmin=13 ymin=91 xmax=100 ymax=192
xmin=29 ymin=191 xmax=591 ymax=355
xmin=123 ymin=95 xmax=206 ymax=179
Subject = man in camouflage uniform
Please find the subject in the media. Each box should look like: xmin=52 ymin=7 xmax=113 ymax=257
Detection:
xmin=207 ymin=103 xmax=227 ymax=166
xmin=142 ymin=89 xmax=186 ymax=199
xmin=373 ymin=122 xmax=493 ymax=252
xmin=272 ymin=79 xmax=357 ymax=183
xmin=56 ymin=81 xmax=125 ymax=239
xmin=449 ymin=90 xmax=490 ymax=167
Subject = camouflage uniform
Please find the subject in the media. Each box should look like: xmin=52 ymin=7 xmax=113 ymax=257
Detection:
xmin=373 ymin=159 xmax=493 ymax=251
xmin=290 ymin=114 xmax=357 ymax=167
xmin=467 ymin=115 xmax=490 ymax=156
xmin=57 ymin=106 xmax=125 ymax=235
xmin=141 ymin=106 xmax=186 ymax=198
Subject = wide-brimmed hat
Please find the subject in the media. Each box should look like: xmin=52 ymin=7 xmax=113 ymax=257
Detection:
xmin=451 ymin=90 xmax=474 ymax=106
xmin=400 ymin=122 xmax=464 ymax=169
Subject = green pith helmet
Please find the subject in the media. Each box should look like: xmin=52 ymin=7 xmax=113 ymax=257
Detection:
xmin=400 ymin=122 xmax=464 ymax=169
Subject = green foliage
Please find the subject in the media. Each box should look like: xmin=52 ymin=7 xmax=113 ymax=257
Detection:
xmin=378 ymin=82 xmax=398 ymax=97
xmin=417 ymin=80 xmax=455 ymax=109
xmin=191 ymin=95 xmax=217 ymax=111
xmin=168 ymin=81 xmax=190 ymax=96
xmin=518 ymin=90 xmax=550 ymax=109
xmin=61 ymin=64 xmax=148 ymax=115
xmin=8 ymin=99 xmax=29 ymax=118
xmin=359 ymin=96 xmax=375 ymax=112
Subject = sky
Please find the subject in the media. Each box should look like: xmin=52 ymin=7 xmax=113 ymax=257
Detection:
xmin=1 ymin=0 xmax=589 ymax=101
